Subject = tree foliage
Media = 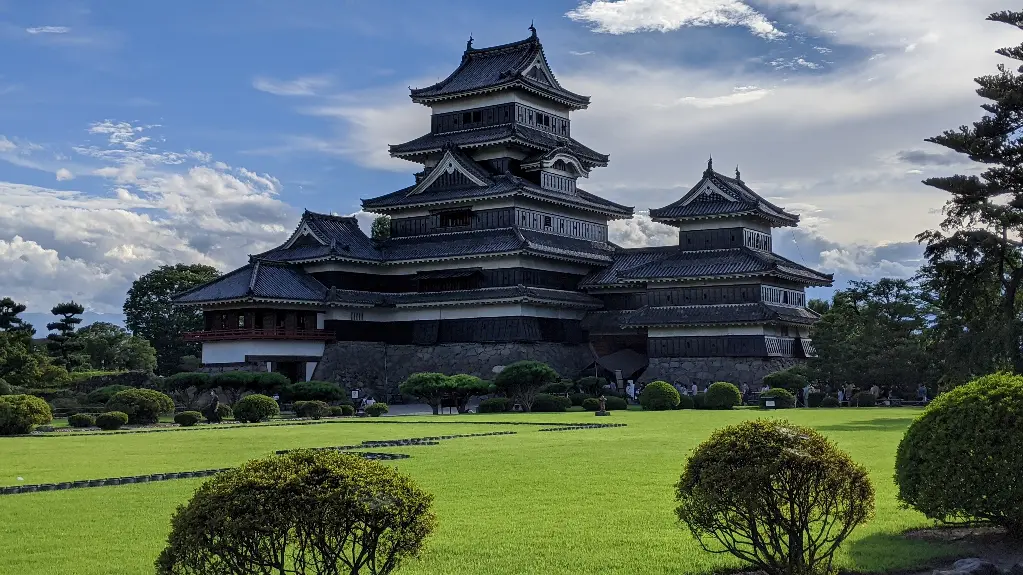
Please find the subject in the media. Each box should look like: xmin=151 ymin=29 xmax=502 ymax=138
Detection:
xmin=0 ymin=394 xmax=53 ymax=435
xmin=0 ymin=297 xmax=35 ymax=341
xmin=77 ymin=322 xmax=157 ymax=372
xmin=676 ymin=419 xmax=874 ymax=575
xmin=157 ymin=450 xmax=436 ymax=575
xmin=492 ymin=361 xmax=559 ymax=412
xmin=46 ymin=301 xmax=87 ymax=371
xmin=0 ymin=298 xmax=68 ymax=389
xmin=371 ymin=215 xmax=392 ymax=241
xmin=915 ymin=11 xmax=1023 ymax=375
xmin=123 ymin=264 xmax=220 ymax=375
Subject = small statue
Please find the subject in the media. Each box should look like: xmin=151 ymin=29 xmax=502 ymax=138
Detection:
xmin=598 ymin=395 xmax=606 ymax=412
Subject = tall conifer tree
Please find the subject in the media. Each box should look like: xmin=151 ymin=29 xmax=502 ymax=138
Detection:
xmin=46 ymin=301 xmax=86 ymax=370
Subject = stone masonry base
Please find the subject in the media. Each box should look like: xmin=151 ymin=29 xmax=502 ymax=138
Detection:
xmin=640 ymin=357 xmax=802 ymax=387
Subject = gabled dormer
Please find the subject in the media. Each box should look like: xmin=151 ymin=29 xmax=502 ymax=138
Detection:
xmin=407 ymin=146 xmax=493 ymax=196
xmin=650 ymin=159 xmax=799 ymax=253
xmin=521 ymin=148 xmax=588 ymax=194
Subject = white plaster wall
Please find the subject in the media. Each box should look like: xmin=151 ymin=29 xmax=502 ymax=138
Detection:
xmin=648 ymin=325 xmax=765 ymax=337
xmin=305 ymin=362 xmax=318 ymax=381
xmin=202 ymin=341 xmax=326 ymax=364
xmin=326 ymin=303 xmax=588 ymax=323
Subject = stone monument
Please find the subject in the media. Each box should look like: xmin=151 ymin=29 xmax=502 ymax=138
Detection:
xmin=596 ymin=395 xmax=610 ymax=417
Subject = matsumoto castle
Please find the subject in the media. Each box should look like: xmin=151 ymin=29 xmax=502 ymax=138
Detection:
xmin=174 ymin=29 xmax=832 ymax=393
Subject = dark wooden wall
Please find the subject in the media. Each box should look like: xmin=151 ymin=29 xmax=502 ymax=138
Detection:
xmin=204 ymin=309 xmax=317 ymax=331
xmin=647 ymin=336 xmax=770 ymax=358
xmin=312 ymin=267 xmax=582 ymax=293
xmin=390 ymin=207 xmax=515 ymax=237
xmin=678 ymin=227 xmax=746 ymax=251
xmin=430 ymin=102 xmax=570 ymax=137
xmin=324 ymin=317 xmax=584 ymax=345
xmin=598 ymin=284 xmax=761 ymax=310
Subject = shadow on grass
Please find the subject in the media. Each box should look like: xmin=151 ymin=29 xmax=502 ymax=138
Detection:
xmin=816 ymin=417 xmax=918 ymax=433
xmin=841 ymin=531 xmax=963 ymax=574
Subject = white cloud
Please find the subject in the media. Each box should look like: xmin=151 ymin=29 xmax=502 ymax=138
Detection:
xmin=253 ymin=75 xmax=332 ymax=97
xmin=677 ymin=88 xmax=771 ymax=108
xmin=55 ymin=168 xmax=74 ymax=181
xmin=566 ymin=0 xmax=786 ymax=40
xmin=609 ymin=212 xmax=678 ymax=247
xmin=0 ymin=121 xmax=295 ymax=313
xmin=26 ymin=26 xmax=70 ymax=34
xmin=0 ymin=136 xmax=14 ymax=153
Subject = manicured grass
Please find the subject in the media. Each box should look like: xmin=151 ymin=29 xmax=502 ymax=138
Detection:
xmin=0 ymin=409 xmax=964 ymax=575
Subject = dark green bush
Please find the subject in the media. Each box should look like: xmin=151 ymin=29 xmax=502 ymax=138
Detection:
xmin=294 ymin=400 xmax=330 ymax=419
xmin=328 ymin=406 xmax=345 ymax=417
xmin=705 ymin=382 xmax=742 ymax=410
xmin=820 ymin=396 xmax=841 ymax=408
xmin=162 ymin=372 xmax=211 ymax=391
xmin=692 ymin=392 xmax=707 ymax=410
xmin=216 ymin=403 xmax=233 ymax=420
xmin=581 ymin=397 xmax=601 ymax=411
xmin=209 ymin=371 xmax=254 ymax=390
xmin=676 ymin=419 xmax=875 ymax=575
xmin=50 ymin=396 xmax=82 ymax=414
xmin=282 ymin=381 xmax=345 ymax=403
xmin=493 ymin=361 xmax=559 ymax=412
xmin=603 ymin=395 xmax=628 ymax=411
xmin=340 ymin=404 xmax=355 ymax=416
xmin=156 ymin=450 xmax=436 ymax=575
xmin=0 ymin=377 xmax=10 ymax=395
xmin=851 ymin=392 xmax=876 ymax=407
xmin=174 ymin=411 xmax=203 ymax=427
xmin=576 ymin=376 xmax=608 ymax=395
xmin=106 ymin=388 xmax=174 ymax=425
xmin=0 ymin=394 xmax=53 ymax=435
xmin=896 ymin=373 xmax=1023 ymax=535
xmin=640 ymin=381 xmax=680 ymax=411
xmin=478 ymin=397 xmax=511 ymax=413
xmin=233 ymin=394 xmax=280 ymax=423
xmin=807 ymin=391 xmax=827 ymax=408
xmin=365 ymin=402 xmax=388 ymax=417
xmin=762 ymin=365 xmax=810 ymax=392
xmin=677 ymin=394 xmax=695 ymax=410
xmin=539 ymin=380 xmax=571 ymax=394
xmin=68 ymin=413 xmax=95 ymax=428
xmin=96 ymin=411 xmax=128 ymax=430
xmin=530 ymin=393 xmax=572 ymax=413
xmin=760 ymin=388 xmax=796 ymax=409
xmin=568 ymin=393 xmax=593 ymax=407
xmin=249 ymin=372 xmax=290 ymax=393
xmin=86 ymin=384 xmax=133 ymax=405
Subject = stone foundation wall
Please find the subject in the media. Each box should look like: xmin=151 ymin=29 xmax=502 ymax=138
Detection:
xmin=313 ymin=342 xmax=593 ymax=396
xmin=640 ymin=357 xmax=802 ymax=387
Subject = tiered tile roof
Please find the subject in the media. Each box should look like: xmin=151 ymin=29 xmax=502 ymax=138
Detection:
xmin=650 ymin=163 xmax=799 ymax=226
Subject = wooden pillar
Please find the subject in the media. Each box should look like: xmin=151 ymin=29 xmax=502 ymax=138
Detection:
xmin=285 ymin=312 xmax=297 ymax=331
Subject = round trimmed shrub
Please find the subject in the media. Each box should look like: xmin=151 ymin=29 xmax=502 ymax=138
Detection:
xmin=677 ymin=395 xmax=695 ymax=410
xmin=640 ymin=381 xmax=680 ymax=411
xmin=705 ymin=382 xmax=742 ymax=410
xmin=68 ymin=413 xmax=96 ymax=428
xmin=365 ymin=402 xmax=388 ymax=417
xmin=569 ymin=393 xmax=593 ymax=407
xmin=851 ymin=392 xmax=877 ymax=407
xmin=174 ymin=411 xmax=203 ymax=427
xmin=603 ymin=395 xmax=628 ymax=411
xmin=328 ymin=406 xmax=345 ymax=417
xmin=760 ymin=388 xmax=795 ymax=409
xmin=294 ymin=400 xmax=330 ymax=420
xmin=233 ymin=394 xmax=280 ymax=423
xmin=807 ymin=391 xmax=827 ymax=408
xmin=96 ymin=411 xmax=128 ymax=430
xmin=478 ymin=397 xmax=511 ymax=413
xmin=156 ymin=450 xmax=436 ymax=575
xmin=106 ymin=388 xmax=175 ymax=425
xmin=676 ymin=419 xmax=875 ymax=575
xmin=216 ymin=403 xmax=233 ymax=420
xmin=762 ymin=366 xmax=810 ymax=392
xmin=530 ymin=393 xmax=572 ymax=413
xmin=896 ymin=373 xmax=1023 ymax=535
xmin=340 ymin=404 xmax=355 ymax=416
xmin=538 ymin=380 xmax=571 ymax=394
xmin=86 ymin=384 xmax=133 ymax=406
xmin=0 ymin=394 xmax=53 ymax=435
xmin=581 ymin=397 xmax=601 ymax=411
xmin=282 ymin=381 xmax=346 ymax=403
xmin=820 ymin=396 xmax=841 ymax=408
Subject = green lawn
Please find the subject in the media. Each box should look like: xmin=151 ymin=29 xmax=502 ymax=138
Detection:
xmin=0 ymin=409 xmax=963 ymax=575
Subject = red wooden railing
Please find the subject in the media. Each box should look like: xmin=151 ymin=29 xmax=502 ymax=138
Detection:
xmin=182 ymin=328 xmax=334 ymax=342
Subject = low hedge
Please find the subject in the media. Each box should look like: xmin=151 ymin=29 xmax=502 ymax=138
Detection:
xmin=86 ymin=385 xmax=134 ymax=405
xmin=531 ymin=394 xmax=572 ymax=413
xmin=808 ymin=391 xmax=828 ymax=408
xmin=233 ymin=394 xmax=280 ymax=423
xmin=760 ymin=388 xmax=796 ymax=409
xmin=603 ymin=396 xmax=628 ymax=411
xmin=294 ymin=400 xmax=330 ymax=420
xmin=365 ymin=403 xmax=388 ymax=417
xmin=174 ymin=411 xmax=203 ymax=427
xmin=677 ymin=395 xmax=695 ymax=410
xmin=569 ymin=393 xmax=593 ymax=407
xmin=328 ymin=406 xmax=345 ymax=417
xmin=68 ymin=413 xmax=96 ymax=428
xmin=692 ymin=392 xmax=707 ymax=410
xmin=96 ymin=411 xmax=128 ymax=430
xmin=478 ymin=397 xmax=511 ymax=413
xmin=581 ymin=397 xmax=601 ymax=411
xmin=852 ymin=392 xmax=877 ymax=407
xmin=821 ymin=396 xmax=841 ymax=408
xmin=340 ymin=404 xmax=355 ymax=416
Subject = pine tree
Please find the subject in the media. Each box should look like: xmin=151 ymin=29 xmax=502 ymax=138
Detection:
xmin=371 ymin=215 xmax=391 ymax=241
xmin=917 ymin=10 xmax=1023 ymax=372
xmin=0 ymin=297 xmax=36 ymax=341
xmin=46 ymin=301 xmax=86 ymax=370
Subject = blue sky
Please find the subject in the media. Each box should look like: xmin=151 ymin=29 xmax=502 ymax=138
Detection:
xmin=0 ymin=0 xmax=1011 ymax=325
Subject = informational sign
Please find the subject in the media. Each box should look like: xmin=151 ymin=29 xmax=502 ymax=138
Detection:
xmin=765 ymin=400 xmax=776 ymax=408
xmin=351 ymin=390 xmax=360 ymax=400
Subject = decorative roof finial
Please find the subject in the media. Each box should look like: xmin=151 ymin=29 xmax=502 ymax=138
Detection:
xmin=467 ymin=34 xmax=473 ymax=50
xmin=706 ymin=155 xmax=714 ymax=174
xmin=735 ymin=165 xmax=741 ymax=182
xmin=529 ymin=20 xmax=537 ymax=38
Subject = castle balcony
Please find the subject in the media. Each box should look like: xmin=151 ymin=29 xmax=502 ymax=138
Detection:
xmin=765 ymin=336 xmax=816 ymax=358
xmin=183 ymin=328 xmax=335 ymax=342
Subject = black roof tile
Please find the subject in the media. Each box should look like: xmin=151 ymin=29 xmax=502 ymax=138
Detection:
xmin=389 ymin=124 xmax=608 ymax=166
xmin=409 ymin=34 xmax=589 ymax=108
xmin=174 ymin=262 xmax=328 ymax=305
xmin=622 ymin=303 xmax=820 ymax=328
xmin=650 ymin=168 xmax=799 ymax=225
xmin=519 ymin=229 xmax=615 ymax=263
xmin=253 ymin=211 xmax=382 ymax=263
xmin=381 ymin=228 xmax=522 ymax=261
